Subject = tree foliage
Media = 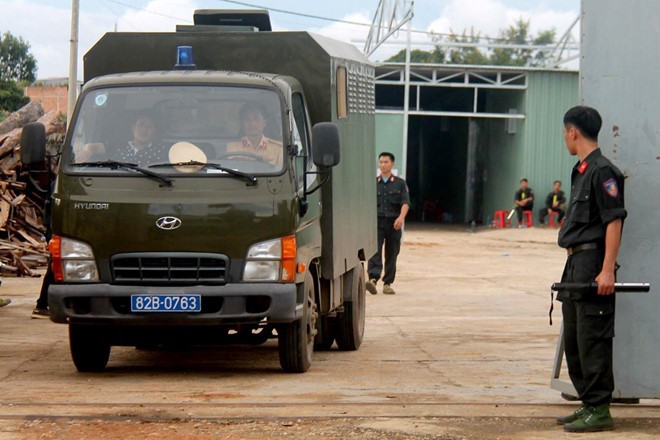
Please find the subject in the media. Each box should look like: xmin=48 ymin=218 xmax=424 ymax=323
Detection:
xmin=446 ymin=28 xmax=489 ymax=65
xmin=0 ymin=31 xmax=38 ymax=83
xmin=387 ymin=47 xmax=446 ymax=64
xmin=0 ymin=32 xmax=36 ymax=113
xmin=490 ymin=19 xmax=557 ymax=67
xmin=0 ymin=80 xmax=30 ymax=113
xmin=385 ymin=19 xmax=556 ymax=67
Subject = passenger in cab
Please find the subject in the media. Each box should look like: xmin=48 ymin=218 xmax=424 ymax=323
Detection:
xmin=76 ymin=113 xmax=167 ymax=166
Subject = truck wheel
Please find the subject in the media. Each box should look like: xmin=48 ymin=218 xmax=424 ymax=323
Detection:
xmin=336 ymin=263 xmax=366 ymax=351
xmin=278 ymin=273 xmax=316 ymax=372
xmin=314 ymin=316 xmax=336 ymax=351
xmin=69 ymin=325 xmax=111 ymax=372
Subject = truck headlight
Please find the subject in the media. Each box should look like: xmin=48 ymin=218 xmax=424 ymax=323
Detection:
xmin=247 ymin=238 xmax=281 ymax=259
xmin=244 ymin=236 xmax=296 ymax=282
xmin=244 ymin=261 xmax=280 ymax=281
xmin=49 ymin=236 xmax=99 ymax=282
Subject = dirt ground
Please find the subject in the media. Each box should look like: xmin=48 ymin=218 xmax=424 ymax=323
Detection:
xmin=0 ymin=225 xmax=658 ymax=439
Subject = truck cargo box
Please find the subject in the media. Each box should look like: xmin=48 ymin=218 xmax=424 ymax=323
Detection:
xmin=84 ymin=30 xmax=377 ymax=279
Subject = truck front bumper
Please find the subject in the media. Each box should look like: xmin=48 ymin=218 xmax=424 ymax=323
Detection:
xmin=48 ymin=283 xmax=300 ymax=325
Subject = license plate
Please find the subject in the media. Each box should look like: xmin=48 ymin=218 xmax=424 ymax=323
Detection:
xmin=130 ymin=294 xmax=201 ymax=312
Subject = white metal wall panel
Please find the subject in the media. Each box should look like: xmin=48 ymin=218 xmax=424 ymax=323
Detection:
xmin=581 ymin=0 xmax=660 ymax=398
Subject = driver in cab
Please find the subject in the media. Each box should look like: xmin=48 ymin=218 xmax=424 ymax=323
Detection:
xmin=226 ymin=102 xmax=283 ymax=168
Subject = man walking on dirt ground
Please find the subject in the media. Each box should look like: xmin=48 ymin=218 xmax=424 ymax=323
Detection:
xmin=555 ymin=105 xmax=626 ymax=433
xmin=366 ymin=152 xmax=410 ymax=295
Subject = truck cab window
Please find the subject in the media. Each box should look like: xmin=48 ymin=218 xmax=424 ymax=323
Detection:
xmin=291 ymin=93 xmax=313 ymax=190
xmin=66 ymin=86 xmax=285 ymax=175
xmin=292 ymin=93 xmax=310 ymax=155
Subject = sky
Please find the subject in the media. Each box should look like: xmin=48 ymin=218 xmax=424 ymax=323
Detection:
xmin=0 ymin=0 xmax=580 ymax=80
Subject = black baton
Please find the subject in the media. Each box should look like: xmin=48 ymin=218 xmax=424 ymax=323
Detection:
xmin=548 ymin=282 xmax=650 ymax=325
xmin=551 ymin=282 xmax=650 ymax=293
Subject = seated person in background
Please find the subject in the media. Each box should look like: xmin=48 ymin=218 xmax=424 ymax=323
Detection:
xmin=514 ymin=178 xmax=535 ymax=227
xmin=538 ymin=180 xmax=566 ymax=226
xmin=76 ymin=113 xmax=167 ymax=166
xmin=226 ymin=102 xmax=283 ymax=167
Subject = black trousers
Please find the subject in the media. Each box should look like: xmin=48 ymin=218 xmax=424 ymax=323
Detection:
xmin=36 ymin=264 xmax=53 ymax=309
xmin=516 ymin=205 xmax=533 ymax=223
xmin=539 ymin=207 xmax=565 ymax=224
xmin=367 ymin=216 xmax=402 ymax=284
xmin=559 ymin=249 xmax=615 ymax=406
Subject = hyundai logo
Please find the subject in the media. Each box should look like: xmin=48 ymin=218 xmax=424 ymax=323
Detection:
xmin=156 ymin=216 xmax=182 ymax=231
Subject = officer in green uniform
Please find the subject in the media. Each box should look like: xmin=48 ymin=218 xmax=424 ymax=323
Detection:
xmin=366 ymin=152 xmax=410 ymax=295
xmin=556 ymin=106 xmax=626 ymax=433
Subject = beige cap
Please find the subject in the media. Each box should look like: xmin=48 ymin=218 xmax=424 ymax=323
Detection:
xmin=168 ymin=142 xmax=208 ymax=173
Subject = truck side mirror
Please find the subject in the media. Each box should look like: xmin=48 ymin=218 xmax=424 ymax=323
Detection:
xmin=20 ymin=122 xmax=47 ymax=167
xmin=311 ymin=122 xmax=340 ymax=167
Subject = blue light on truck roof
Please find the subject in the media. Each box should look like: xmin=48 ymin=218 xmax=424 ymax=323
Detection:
xmin=175 ymin=46 xmax=196 ymax=69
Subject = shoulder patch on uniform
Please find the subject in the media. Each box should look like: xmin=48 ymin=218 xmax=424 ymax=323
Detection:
xmin=603 ymin=178 xmax=619 ymax=198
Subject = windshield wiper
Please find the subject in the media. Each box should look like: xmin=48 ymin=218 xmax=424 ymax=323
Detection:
xmin=70 ymin=160 xmax=174 ymax=187
xmin=150 ymin=161 xmax=258 ymax=185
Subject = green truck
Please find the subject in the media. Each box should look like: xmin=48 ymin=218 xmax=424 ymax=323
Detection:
xmin=20 ymin=10 xmax=376 ymax=373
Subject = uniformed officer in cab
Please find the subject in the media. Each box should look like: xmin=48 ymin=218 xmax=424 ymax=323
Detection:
xmin=226 ymin=102 xmax=283 ymax=168
xmin=555 ymin=106 xmax=626 ymax=433
xmin=366 ymin=152 xmax=410 ymax=295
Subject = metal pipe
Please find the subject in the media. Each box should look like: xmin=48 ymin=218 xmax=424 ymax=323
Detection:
xmin=355 ymin=39 xmax=578 ymax=51
xmin=400 ymin=2 xmax=413 ymax=179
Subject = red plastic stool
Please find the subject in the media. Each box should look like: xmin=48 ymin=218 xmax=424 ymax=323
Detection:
xmin=523 ymin=210 xmax=533 ymax=228
xmin=548 ymin=211 xmax=564 ymax=228
xmin=493 ymin=210 xmax=512 ymax=228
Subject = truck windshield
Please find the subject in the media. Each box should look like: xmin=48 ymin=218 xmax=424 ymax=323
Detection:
xmin=66 ymin=85 xmax=285 ymax=175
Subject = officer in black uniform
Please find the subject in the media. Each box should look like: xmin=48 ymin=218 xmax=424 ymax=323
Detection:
xmin=555 ymin=106 xmax=626 ymax=433
xmin=366 ymin=152 xmax=410 ymax=295
xmin=539 ymin=180 xmax=566 ymax=225
xmin=514 ymin=178 xmax=534 ymax=227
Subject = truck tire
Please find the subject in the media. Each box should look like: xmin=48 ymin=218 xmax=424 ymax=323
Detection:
xmin=314 ymin=316 xmax=336 ymax=351
xmin=336 ymin=263 xmax=366 ymax=351
xmin=278 ymin=273 xmax=316 ymax=372
xmin=69 ymin=325 xmax=111 ymax=372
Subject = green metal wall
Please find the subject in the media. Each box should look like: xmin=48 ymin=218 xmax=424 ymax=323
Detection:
xmin=481 ymin=89 xmax=527 ymax=224
xmin=522 ymin=71 xmax=579 ymax=215
xmin=375 ymin=113 xmax=405 ymax=175
xmin=482 ymin=71 xmax=578 ymax=225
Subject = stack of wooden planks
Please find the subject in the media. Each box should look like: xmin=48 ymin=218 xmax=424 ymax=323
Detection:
xmin=0 ymin=102 xmax=65 ymax=276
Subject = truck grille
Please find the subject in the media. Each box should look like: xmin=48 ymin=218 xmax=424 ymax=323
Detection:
xmin=111 ymin=253 xmax=228 ymax=284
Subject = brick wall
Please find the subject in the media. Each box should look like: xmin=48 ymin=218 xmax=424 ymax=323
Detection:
xmin=24 ymin=85 xmax=68 ymax=115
